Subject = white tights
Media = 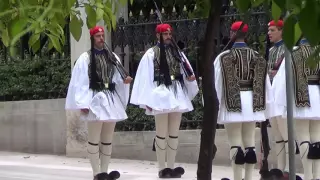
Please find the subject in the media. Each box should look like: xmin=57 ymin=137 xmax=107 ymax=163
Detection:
xmin=87 ymin=121 xmax=116 ymax=176
xmin=154 ymin=112 xmax=182 ymax=171
xmin=296 ymin=120 xmax=320 ymax=180
xmin=270 ymin=116 xmax=291 ymax=172
xmin=224 ymin=122 xmax=256 ymax=180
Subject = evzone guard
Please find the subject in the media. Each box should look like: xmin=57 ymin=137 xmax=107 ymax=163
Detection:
xmin=272 ymin=37 xmax=320 ymax=180
xmin=214 ymin=21 xmax=276 ymax=180
xmin=130 ymin=23 xmax=199 ymax=178
xmin=266 ymin=20 xmax=291 ymax=175
xmin=65 ymin=26 xmax=132 ymax=180
xmin=266 ymin=20 xmax=300 ymax=178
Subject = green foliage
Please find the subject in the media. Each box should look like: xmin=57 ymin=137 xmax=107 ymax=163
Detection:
xmin=0 ymin=0 xmax=133 ymax=56
xmin=0 ymin=53 xmax=70 ymax=100
xmin=193 ymin=0 xmax=211 ymax=17
xmin=271 ymin=0 xmax=281 ymax=22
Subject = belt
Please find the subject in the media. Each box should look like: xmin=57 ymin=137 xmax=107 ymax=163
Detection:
xmin=94 ymin=82 xmax=116 ymax=91
xmin=239 ymin=80 xmax=253 ymax=91
xmin=154 ymin=74 xmax=183 ymax=82
xmin=308 ymin=75 xmax=320 ymax=85
xmin=308 ymin=80 xmax=320 ymax=85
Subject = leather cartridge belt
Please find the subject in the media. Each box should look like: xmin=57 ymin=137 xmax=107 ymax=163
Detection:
xmin=154 ymin=73 xmax=183 ymax=82
xmin=239 ymin=80 xmax=253 ymax=91
xmin=308 ymin=75 xmax=320 ymax=85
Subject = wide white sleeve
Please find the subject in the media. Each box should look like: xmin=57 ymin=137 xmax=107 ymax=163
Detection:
xmin=112 ymin=53 xmax=130 ymax=109
xmin=65 ymin=53 xmax=93 ymax=110
xmin=213 ymin=51 xmax=230 ymax=106
xmin=201 ymin=52 xmax=228 ymax=107
xmin=264 ymin=73 xmax=275 ymax=118
xmin=272 ymin=58 xmax=287 ymax=107
xmin=273 ymin=46 xmax=299 ymax=107
xmin=130 ymin=49 xmax=155 ymax=108
xmin=181 ymin=52 xmax=199 ymax=100
xmin=265 ymin=74 xmax=273 ymax=104
xmin=214 ymin=56 xmax=224 ymax=106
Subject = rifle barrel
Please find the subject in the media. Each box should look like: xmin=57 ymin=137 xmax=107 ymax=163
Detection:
xmin=103 ymin=42 xmax=129 ymax=79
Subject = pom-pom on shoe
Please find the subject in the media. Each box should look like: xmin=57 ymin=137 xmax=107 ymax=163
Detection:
xmin=109 ymin=171 xmax=120 ymax=180
xmin=158 ymin=168 xmax=172 ymax=178
xmin=94 ymin=171 xmax=120 ymax=180
xmin=170 ymin=167 xmax=185 ymax=178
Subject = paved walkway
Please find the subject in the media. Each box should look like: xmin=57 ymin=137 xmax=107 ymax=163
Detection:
xmin=0 ymin=151 xmax=300 ymax=180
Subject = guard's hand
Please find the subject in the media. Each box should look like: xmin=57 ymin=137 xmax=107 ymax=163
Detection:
xmin=80 ymin=108 xmax=89 ymax=114
xmin=124 ymin=76 xmax=133 ymax=84
xmin=187 ymin=75 xmax=196 ymax=82
xmin=269 ymin=70 xmax=277 ymax=77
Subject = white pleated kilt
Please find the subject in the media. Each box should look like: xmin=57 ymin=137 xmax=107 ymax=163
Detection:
xmin=144 ymin=81 xmax=194 ymax=116
xmin=218 ymin=91 xmax=268 ymax=124
xmin=280 ymin=85 xmax=320 ymax=121
xmin=80 ymin=90 xmax=128 ymax=122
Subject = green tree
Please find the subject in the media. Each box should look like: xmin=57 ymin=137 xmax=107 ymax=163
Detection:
xmin=0 ymin=0 xmax=132 ymax=55
xmin=194 ymin=0 xmax=320 ymax=179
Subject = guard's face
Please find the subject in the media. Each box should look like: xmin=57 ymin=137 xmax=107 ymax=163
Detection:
xmin=157 ymin=31 xmax=172 ymax=44
xmin=93 ymin=32 xmax=105 ymax=49
xmin=268 ymin=26 xmax=282 ymax=43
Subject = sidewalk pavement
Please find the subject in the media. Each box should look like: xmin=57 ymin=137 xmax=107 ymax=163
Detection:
xmin=0 ymin=151 xmax=297 ymax=180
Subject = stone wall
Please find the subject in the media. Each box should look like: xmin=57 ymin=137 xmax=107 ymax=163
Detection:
xmin=0 ymin=99 xmax=66 ymax=155
xmin=0 ymin=99 xmax=303 ymax=172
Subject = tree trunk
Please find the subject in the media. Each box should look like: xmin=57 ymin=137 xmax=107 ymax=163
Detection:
xmin=196 ymin=1 xmax=223 ymax=180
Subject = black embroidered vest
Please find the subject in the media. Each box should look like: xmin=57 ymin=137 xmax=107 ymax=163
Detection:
xmin=292 ymin=44 xmax=320 ymax=107
xmin=152 ymin=46 xmax=181 ymax=82
xmin=88 ymin=50 xmax=115 ymax=91
xmin=220 ymin=47 xmax=267 ymax=112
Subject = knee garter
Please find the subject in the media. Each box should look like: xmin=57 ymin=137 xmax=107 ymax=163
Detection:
xmin=307 ymin=141 xmax=320 ymax=159
xmin=230 ymin=146 xmax=245 ymax=165
xmin=245 ymin=147 xmax=257 ymax=164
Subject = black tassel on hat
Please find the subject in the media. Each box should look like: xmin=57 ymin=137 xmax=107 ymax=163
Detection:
xmin=159 ymin=33 xmax=172 ymax=87
xmin=89 ymin=37 xmax=101 ymax=90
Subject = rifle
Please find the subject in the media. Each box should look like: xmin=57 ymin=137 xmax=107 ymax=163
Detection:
xmin=103 ymin=42 xmax=130 ymax=80
xmin=259 ymin=30 xmax=271 ymax=176
xmin=152 ymin=0 xmax=194 ymax=77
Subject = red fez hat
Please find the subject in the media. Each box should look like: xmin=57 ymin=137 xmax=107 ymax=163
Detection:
xmin=231 ymin=21 xmax=249 ymax=33
xmin=90 ymin=26 xmax=104 ymax=36
xmin=268 ymin=20 xmax=284 ymax=27
xmin=156 ymin=23 xmax=173 ymax=33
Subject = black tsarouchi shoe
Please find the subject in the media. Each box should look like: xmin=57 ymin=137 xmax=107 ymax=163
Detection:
xmin=94 ymin=171 xmax=120 ymax=180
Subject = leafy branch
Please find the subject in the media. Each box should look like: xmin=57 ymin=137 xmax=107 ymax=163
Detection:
xmin=0 ymin=0 xmax=133 ymax=56
xmin=9 ymin=0 xmax=55 ymax=56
